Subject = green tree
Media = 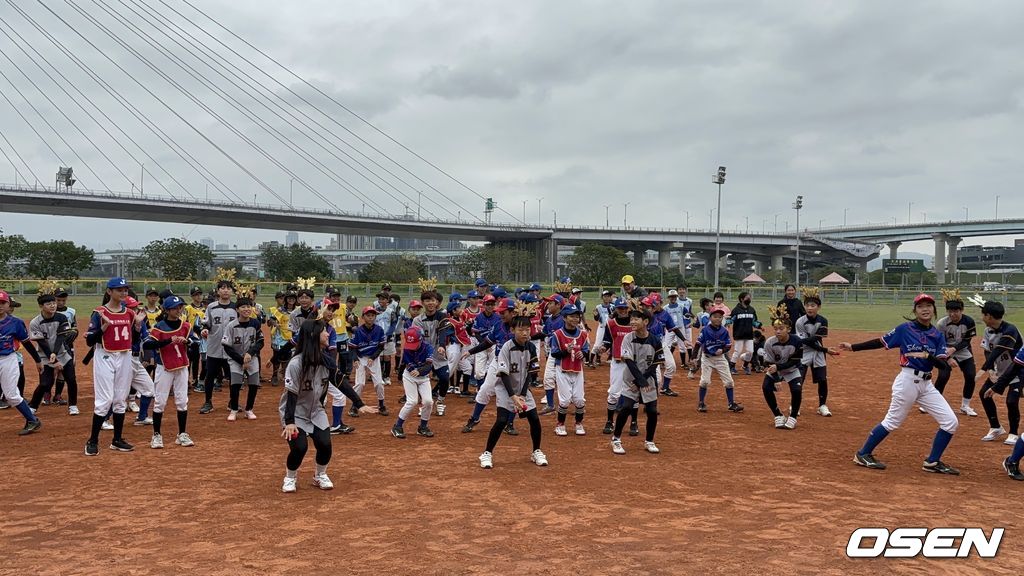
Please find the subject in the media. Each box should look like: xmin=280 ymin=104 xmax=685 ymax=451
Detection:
xmin=0 ymin=230 xmax=28 ymax=277
xmin=452 ymin=245 xmax=534 ymax=285
xmin=564 ymin=243 xmax=633 ymax=286
xmin=358 ymin=255 xmax=428 ymax=283
xmin=261 ymin=243 xmax=333 ymax=281
xmin=142 ymin=238 xmax=215 ymax=280
xmin=24 ymin=240 xmax=95 ymax=279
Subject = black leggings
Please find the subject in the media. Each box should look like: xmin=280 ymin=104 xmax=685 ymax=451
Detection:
xmin=798 ymin=365 xmax=827 ymax=406
xmin=272 ymin=342 xmax=294 ymax=367
xmin=287 ymin=426 xmax=332 ymax=471
xmin=229 ymin=383 xmax=260 ymax=412
xmin=935 ymin=357 xmax=976 ymax=400
xmin=204 ymin=357 xmax=231 ymax=402
xmin=30 ymin=363 xmax=78 ymax=409
xmin=188 ymin=344 xmax=201 ymax=382
xmin=762 ymin=375 xmax=803 ymax=418
xmin=614 ymin=399 xmax=658 ymax=442
xmin=981 ymin=380 xmax=1021 ymax=434
xmin=486 ymin=407 xmax=541 ymax=453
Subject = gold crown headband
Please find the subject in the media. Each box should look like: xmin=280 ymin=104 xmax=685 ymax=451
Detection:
xmin=553 ymin=279 xmax=572 ymax=293
xmin=769 ymin=303 xmax=791 ymax=327
xmin=417 ymin=277 xmax=438 ymax=292
xmin=37 ymin=279 xmax=60 ymax=296
xmin=235 ymin=283 xmax=256 ymax=300
xmin=940 ymin=288 xmax=962 ymax=304
xmin=295 ymin=276 xmax=317 ymax=291
xmin=513 ymin=300 xmax=539 ymax=317
xmin=800 ymin=287 xmax=820 ymax=300
xmin=215 ymin=267 xmax=237 ymax=283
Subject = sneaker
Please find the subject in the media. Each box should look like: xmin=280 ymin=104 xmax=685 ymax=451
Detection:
xmin=461 ymin=418 xmax=478 ymax=433
xmin=853 ymin=452 xmax=886 ymax=470
xmin=175 ymin=433 xmax=195 ymax=447
xmin=687 ymin=370 xmax=695 ymax=380
xmin=554 ymin=424 xmax=568 ymax=436
xmin=575 ymin=423 xmax=586 ymax=436
xmin=530 ymin=449 xmax=549 ymax=466
xmin=348 ymin=408 xmax=360 ymax=418
xmin=504 ymin=423 xmax=519 ymax=436
xmin=601 ymin=421 xmax=613 ymax=435
xmin=42 ymin=392 xmax=51 ymax=405
xmin=379 ymin=406 xmax=390 ymax=417
xmin=53 ymin=395 xmax=67 ymax=405
xmin=68 ymin=405 xmax=80 ymax=416
xmin=110 ymin=438 xmax=135 ymax=452
xmin=661 ymin=388 xmax=679 ymax=397
xmin=743 ymin=366 xmax=751 ymax=376
xmin=84 ymin=440 xmax=99 ymax=456
xmin=133 ymin=417 xmax=153 ymax=426
xmin=434 ymin=403 xmax=444 ymax=417
xmin=101 ymin=420 xmax=114 ymax=430
xmin=1005 ymin=434 xmax=1019 ymax=446
xmin=227 ymin=410 xmax=237 ymax=422
xmin=644 ymin=441 xmax=660 ymax=454
xmin=728 ymin=402 xmax=744 ymax=413
xmin=1003 ymin=457 xmax=1024 ymax=481
xmin=128 ymin=401 xmax=140 ymax=413
xmin=817 ymin=405 xmax=832 ymax=417
xmin=922 ymin=460 xmax=960 ymax=475
xmin=245 ymin=410 xmax=257 ymax=420
xmin=784 ymin=417 xmax=797 ymax=430
xmin=282 ymin=476 xmax=297 ymax=493
xmin=391 ymin=426 xmax=406 ymax=439
xmin=18 ymin=419 xmax=42 ymax=436
xmin=774 ymin=415 xmax=786 ymax=429
xmin=271 ymin=375 xmax=280 ymax=387
xmin=199 ymin=402 xmax=213 ymax=414
xmin=192 ymin=384 xmax=205 ymax=393
xmin=383 ymin=377 xmax=392 ymax=386
xmin=983 ymin=427 xmax=1007 ymax=442
xmin=629 ymin=422 xmax=639 ymax=437
xmin=959 ymin=404 xmax=978 ymax=417
xmin=416 ymin=426 xmax=434 ymax=437
xmin=330 ymin=424 xmax=355 ymax=435
xmin=312 ymin=473 xmax=334 ymax=490
xmin=479 ymin=451 xmax=493 ymax=469
xmin=697 ymin=402 xmax=707 ymax=413
xmin=611 ymin=439 xmax=626 ymax=455
xmin=150 ymin=433 xmax=164 ymax=449
xmin=539 ymin=405 xmax=556 ymax=416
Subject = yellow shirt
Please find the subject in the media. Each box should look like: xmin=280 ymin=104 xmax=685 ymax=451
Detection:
xmin=330 ymin=303 xmax=348 ymax=340
xmin=271 ymin=306 xmax=293 ymax=341
xmin=184 ymin=303 xmax=206 ymax=330
xmin=144 ymin=307 xmax=161 ymax=328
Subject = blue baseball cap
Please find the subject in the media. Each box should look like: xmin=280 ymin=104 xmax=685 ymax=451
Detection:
xmin=528 ymin=283 xmax=542 ymax=291
xmin=546 ymin=294 xmax=565 ymax=305
xmin=467 ymin=290 xmax=480 ymax=299
xmin=107 ymin=277 xmax=129 ymax=289
xmin=491 ymin=285 xmax=507 ymax=298
xmin=521 ymin=293 xmax=539 ymax=303
xmin=613 ymin=297 xmax=628 ymax=309
xmin=449 ymin=292 xmax=464 ymax=302
xmin=560 ymin=304 xmax=581 ymax=317
xmin=163 ymin=295 xmax=185 ymax=309
xmin=474 ymin=278 xmax=488 ymax=287
xmin=560 ymin=276 xmax=572 ymax=284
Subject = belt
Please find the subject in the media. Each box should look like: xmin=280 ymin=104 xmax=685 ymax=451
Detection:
xmin=903 ymin=367 xmax=932 ymax=380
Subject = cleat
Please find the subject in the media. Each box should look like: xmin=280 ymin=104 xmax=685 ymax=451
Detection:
xmin=784 ymin=417 xmax=797 ymax=430
xmin=192 ymin=384 xmax=205 ymax=393
xmin=133 ymin=417 xmax=153 ymax=426
xmin=245 ymin=410 xmax=257 ymax=420
xmin=128 ymin=401 xmax=140 ymax=413
xmin=853 ymin=452 xmax=886 ymax=470
xmin=227 ymin=410 xmax=237 ymax=422
xmin=150 ymin=434 xmax=164 ymax=449
xmin=530 ymin=449 xmax=548 ymax=466
xmin=110 ymin=438 xmax=135 ymax=452
xmin=391 ymin=426 xmax=406 ymax=439
xmin=661 ymin=388 xmax=679 ymax=397
xmin=479 ymin=451 xmax=493 ymax=469
xmin=378 ymin=406 xmax=390 ymax=417
xmin=282 ymin=476 xmax=297 ymax=493
xmin=84 ymin=440 xmax=99 ymax=456
xmin=175 ymin=433 xmax=195 ymax=447
xmin=1005 ymin=434 xmax=1020 ymax=446
xmin=312 ymin=473 xmax=334 ymax=490
xmin=199 ymin=402 xmax=213 ymax=414
xmin=68 ymin=405 xmax=80 ymax=416
xmin=686 ymin=370 xmax=695 ymax=380
xmin=728 ymin=402 xmax=744 ymax=413
xmin=416 ymin=426 xmax=434 ymax=438
xmin=922 ymin=460 xmax=960 ymax=475
xmin=982 ymin=427 xmax=1007 ymax=442
xmin=774 ymin=415 xmax=786 ymax=429
xmin=461 ymin=418 xmax=478 ymax=433
xmin=539 ymin=405 xmax=556 ymax=416
xmin=504 ymin=423 xmax=519 ymax=436
xmin=697 ymin=402 xmax=707 ymax=413
xmin=959 ymin=405 xmax=978 ymax=417
xmin=629 ymin=422 xmax=639 ymax=437
xmin=554 ymin=424 xmax=568 ymax=436
xmin=101 ymin=420 xmax=114 ymax=430
xmin=575 ymin=423 xmax=586 ymax=436
xmin=18 ymin=419 xmax=42 ymax=436
xmin=743 ymin=366 xmax=751 ymax=376
xmin=348 ymin=408 xmax=359 ymax=418
xmin=1003 ymin=458 xmax=1024 ymax=481
xmin=611 ymin=439 xmax=626 ymax=455
xmin=383 ymin=377 xmax=392 ymax=386
xmin=42 ymin=392 xmax=51 ymax=405
xmin=601 ymin=421 xmax=613 ymax=435
xmin=644 ymin=441 xmax=660 ymax=454
xmin=329 ymin=424 xmax=355 ymax=435
xmin=434 ymin=403 xmax=444 ymax=417
xmin=53 ymin=395 xmax=67 ymax=405
xmin=817 ymin=405 xmax=832 ymax=417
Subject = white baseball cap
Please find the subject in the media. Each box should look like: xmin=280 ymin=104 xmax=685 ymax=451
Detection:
xmin=668 ymin=289 xmax=678 ymax=296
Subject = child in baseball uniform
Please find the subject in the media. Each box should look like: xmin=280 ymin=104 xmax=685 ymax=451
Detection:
xmin=539 ymin=294 xmax=566 ymax=414
xmin=599 ymin=298 xmax=640 ymax=436
xmin=976 ymin=300 xmax=1023 ymax=444
xmin=933 ymin=289 xmax=978 ymax=417
xmin=222 ymin=295 xmax=264 ymax=422
xmin=349 ymin=306 xmax=388 ymax=417
xmin=611 ymin=309 xmax=664 ymax=455
xmin=411 ymin=288 xmax=453 ymax=415
xmin=728 ymin=292 xmax=758 ymax=375
xmin=761 ymin=305 xmax=805 ymax=430
xmin=126 ymin=297 xmax=156 ymax=427
xmin=460 ymin=298 xmax=518 ymax=434
xmin=28 ymin=289 xmax=77 ymax=416
xmin=794 ymin=288 xmax=840 ymax=417
xmin=51 ymin=287 xmax=78 ymax=407
xmin=550 ymin=304 xmax=589 ymax=436
xmin=478 ymin=315 xmax=546 ymax=469
xmin=143 ymin=296 xmax=196 ymax=449
xmin=997 ymin=346 xmax=1024 ymax=480
xmin=199 ymin=280 xmax=237 ymax=414
xmin=590 ymin=290 xmax=614 ymax=368
xmin=0 ymin=290 xmax=43 ymax=435
xmin=840 ymin=293 xmax=960 ymax=475
xmin=391 ymin=325 xmax=435 ymax=439
xmin=695 ymin=305 xmax=743 ymax=413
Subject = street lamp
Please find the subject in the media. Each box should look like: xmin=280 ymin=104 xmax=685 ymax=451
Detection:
xmin=683 ymin=210 xmax=690 ymax=230
xmin=537 ymin=197 xmax=544 ymax=224
xmin=908 ymin=201 xmax=913 ymax=224
xmin=712 ymin=165 xmax=726 ymax=290
xmin=963 ymin=206 xmax=969 ymax=221
xmin=774 ymin=213 xmax=780 ymax=234
xmin=603 ymin=204 xmax=610 ymax=227
xmin=793 ymin=195 xmax=803 ymax=288
xmin=522 ymin=199 xmax=527 ymax=222
xmin=552 ymin=209 xmax=557 ymax=227
xmin=996 ymin=195 xmax=1000 ymax=219
xmin=623 ymin=202 xmax=630 ymax=227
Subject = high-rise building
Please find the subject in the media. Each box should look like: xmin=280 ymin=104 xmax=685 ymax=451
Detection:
xmin=199 ymin=237 xmax=214 ymax=249
xmin=285 ymin=231 xmax=299 ymax=246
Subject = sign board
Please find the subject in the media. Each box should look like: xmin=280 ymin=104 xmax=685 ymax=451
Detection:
xmin=883 ymin=258 xmax=926 ymax=273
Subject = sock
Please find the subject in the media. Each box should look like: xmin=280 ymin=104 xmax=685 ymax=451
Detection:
xmin=420 ymin=419 xmax=429 ymax=429
xmin=177 ymin=410 xmax=188 ymax=434
xmin=662 ymin=377 xmax=672 ymax=391
xmin=112 ymin=411 xmax=126 ymax=441
xmin=606 ymin=406 xmax=615 ymax=425
xmin=286 ymin=469 xmax=298 ymax=479
xmin=1010 ymin=436 xmax=1024 ymax=464
xmin=926 ymin=429 xmax=954 ymax=463
xmin=378 ymin=399 xmax=386 ymax=409
xmin=153 ymin=411 xmax=163 ymax=435
xmin=471 ymin=402 xmax=486 ymax=422
xmin=575 ymin=410 xmax=584 ymax=424
xmin=332 ymin=405 xmax=343 ymax=427
xmin=396 ymin=417 xmax=405 ymax=428
xmin=546 ymin=389 xmax=554 ymax=406
xmin=139 ymin=396 xmax=152 ymax=420
xmin=315 ymin=464 xmax=327 ymax=477
xmin=557 ymin=409 xmax=567 ymax=425
xmin=15 ymin=400 xmax=36 ymax=422
xmin=726 ymin=388 xmax=735 ymax=404
xmin=858 ymin=424 xmax=890 ymax=456
xmin=699 ymin=387 xmax=707 ymax=403
xmin=89 ymin=413 xmax=104 ymax=443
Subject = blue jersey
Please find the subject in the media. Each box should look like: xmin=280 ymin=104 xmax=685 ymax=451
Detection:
xmin=697 ymin=324 xmax=731 ymax=356
xmin=881 ymin=321 xmax=948 ymax=372
xmin=651 ymin=309 xmax=677 ymax=340
xmin=543 ymin=314 xmax=565 ymax=337
xmin=402 ymin=343 xmax=435 ymax=377
xmin=0 ymin=315 xmax=29 ymax=356
xmin=351 ymin=324 xmax=385 ymax=357
xmin=665 ymin=301 xmax=688 ymax=329
xmin=472 ymin=311 xmax=502 ymax=340
xmin=132 ymin=322 xmax=149 ymax=355
xmin=547 ymin=326 xmax=591 ymax=368
xmin=482 ymin=320 xmax=512 ymax=351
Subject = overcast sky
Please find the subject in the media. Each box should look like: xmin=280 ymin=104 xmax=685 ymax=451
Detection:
xmin=0 ymin=0 xmax=1020 ymax=256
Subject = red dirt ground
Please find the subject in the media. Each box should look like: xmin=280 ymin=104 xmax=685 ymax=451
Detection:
xmin=1 ymin=326 xmax=1022 ymax=575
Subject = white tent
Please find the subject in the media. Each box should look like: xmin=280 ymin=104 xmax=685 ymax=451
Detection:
xmin=742 ymin=273 xmax=766 ymax=284
xmin=819 ymin=272 xmax=850 ymax=285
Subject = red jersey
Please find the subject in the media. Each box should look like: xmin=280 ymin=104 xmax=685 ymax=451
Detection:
xmin=447 ymin=317 xmax=472 ymax=347
xmin=460 ymin=306 xmax=481 ymax=324
xmin=97 ymin=306 xmax=135 ymax=353
xmin=553 ymin=327 xmax=589 ymax=372
xmin=607 ymin=319 xmax=633 ymax=360
xmin=151 ymin=322 xmax=192 ymax=371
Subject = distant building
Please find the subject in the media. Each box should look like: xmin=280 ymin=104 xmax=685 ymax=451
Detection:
xmin=285 ymin=232 xmax=299 ymax=247
xmin=958 ymin=241 xmax=1024 ymax=270
xmin=215 ymin=243 xmax=229 ymax=250
xmin=199 ymin=237 xmax=214 ymax=249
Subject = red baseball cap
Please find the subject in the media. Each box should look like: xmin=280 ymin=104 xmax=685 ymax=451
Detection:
xmin=362 ymin=306 xmax=378 ymax=315
xmin=914 ymin=293 xmax=936 ymax=306
xmin=710 ymin=304 xmax=728 ymax=315
xmin=496 ymin=297 xmax=513 ymax=313
xmin=0 ymin=290 xmax=9 ymax=303
xmin=404 ymin=325 xmax=424 ymax=350
xmin=124 ymin=296 xmax=140 ymax=308
xmin=408 ymin=299 xmax=423 ymax=308
xmin=482 ymin=294 xmax=497 ymax=304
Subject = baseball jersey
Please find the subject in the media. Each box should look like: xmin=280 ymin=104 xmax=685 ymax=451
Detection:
xmin=460 ymin=306 xmax=481 ymax=324
xmin=665 ymin=301 xmax=688 ymax=330
xmin=763 ymin=335 xmax=804 ymax=381
xmin=271 ymin=306 xmax=294 ymax=344
xmin=651 ymin=309 xmax=680 ymax=342
xmin=620 ymin=331 xmax=664 ymax=389
xmin=57 ymin=305 xmax=77 ymax=328
xmin=980 ymin=321 xmax=1022 ymax=383
xmin=795 ymin=314 xmax=830 ymax=368
xmin=549 ymin=326 xmax=590 ymax=372
xmin=412 ymin=311 xmax=451 ymax=367
xmin=881 ymin=321 xmax=948 ymax=372
xmin=474 ymin=320 xmax=512 ymax=352
xmin=350 ymin=324 xmax=385 ymax=358
xmin=184 ymin=302 xmax=206 ymax=328
xmin=0 ymin=314 xmax=30 ymax=357
xmin=729 ymin=304 xmax=758 ymax=340
xmin=446 ymin=316 xmax=472 ymax=346
xmin=594 ymin=303 xmax=613 ymax=327
xmin=472 ymin=311 xmax=502 ymax=340
xmin=602 ymin=317 xmax=634 ymax=360
xmin=495 ymin=338 xmax=539 ymax=396
xmin=146 ymin=318 xmax=194 ymax=370
xmin=279 ymin=354 xmax=330 ymax=434
xmin=88 ymin=306 xmax=135 ymax=353
xmin=29 ymin=312 xmax=72 ymax=365
xmin=697 ymin=324 xmax=732 ymax=357
xmin=144 ymin=306 xmax=161 ymax=329
xmin=203 ymin=301 xmax=238 ymax=359
xmin=778 ymin=298 xmax=806 ymax=326
xmin=401 ymin=342 xmax=435 ymax=377
xmin=374 ymin=301 xmax=399 ymax=337
xmin=936 ymin=315 xmax=977 ymax=363
xmin=288 ymin=306 xmax=317 ymax=343
xmin=221 ymin=317 xmax=264 ymax=374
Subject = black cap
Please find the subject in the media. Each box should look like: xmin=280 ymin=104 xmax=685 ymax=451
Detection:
xmin=146 ymin=287 xmax=159 ymax=296
xmin=159 ymin=289 xmax=174 ymax=300
xmin=190 ymin=286 xmax=203 ymax=295
xmin=55 ymin=288 xmax=69 ymax=297
xmin=275 ymin=290 xmax=286 ymax=299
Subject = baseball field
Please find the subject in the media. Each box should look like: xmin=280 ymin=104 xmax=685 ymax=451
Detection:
xmin=2 ymin=308 xmax=1022 ymax=574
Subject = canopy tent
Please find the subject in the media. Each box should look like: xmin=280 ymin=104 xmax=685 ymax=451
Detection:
xmin=742 ymin=273 xmax=766 ymax=284
xmin=818 ymin=272 xmax=850 ymax=285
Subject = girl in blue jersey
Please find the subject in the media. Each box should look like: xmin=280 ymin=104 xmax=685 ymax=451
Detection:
xmin=0 ymin=290 xmax=43 ymax=435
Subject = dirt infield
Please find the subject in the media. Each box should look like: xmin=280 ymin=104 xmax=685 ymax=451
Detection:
xmin=2 ymin=327 xmax=1022 ymax=575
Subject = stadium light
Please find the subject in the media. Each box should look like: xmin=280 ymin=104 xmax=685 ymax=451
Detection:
xmin=793 ymin=195 xmax=803 ymax=288
xmin=712 ymin=166 xmax=726 ymax=290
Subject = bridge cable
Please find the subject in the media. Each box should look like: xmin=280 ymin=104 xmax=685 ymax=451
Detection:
xmin=0 ymin=128 xmax=43 ymax=186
